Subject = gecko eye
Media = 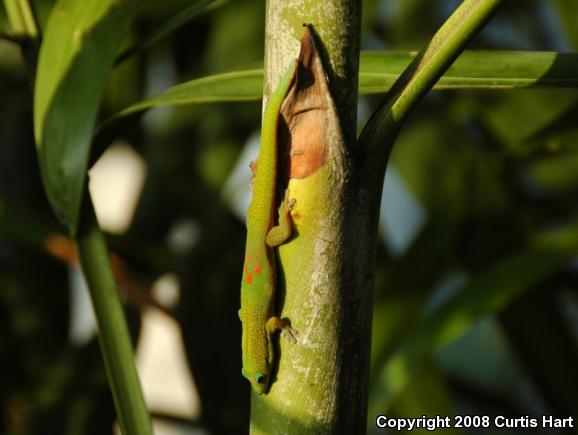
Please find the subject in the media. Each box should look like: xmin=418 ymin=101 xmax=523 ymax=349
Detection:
xmin=255 ymin=374 xmax=267 ymax=385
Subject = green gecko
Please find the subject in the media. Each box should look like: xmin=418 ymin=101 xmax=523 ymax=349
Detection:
xmin=240 ymin=60 xmax=298 ymax=394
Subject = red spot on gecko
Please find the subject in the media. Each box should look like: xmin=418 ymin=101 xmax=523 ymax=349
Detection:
xmin=253 ymin=264 xmax=263 ymax=274
xmin=243 ymin=263 xmax=253 ymax=284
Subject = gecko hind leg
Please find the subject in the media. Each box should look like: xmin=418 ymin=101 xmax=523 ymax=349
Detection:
xmin=266 ymin=316 xmax=298 ymax=344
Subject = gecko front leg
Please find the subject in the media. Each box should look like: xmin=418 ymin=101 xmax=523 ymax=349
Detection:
xmin=266 ymin=189 xmax=296 ymax=247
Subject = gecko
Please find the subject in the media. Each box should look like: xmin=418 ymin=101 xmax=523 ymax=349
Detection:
xmin=239 ymin=60 xmax=298 ymax=394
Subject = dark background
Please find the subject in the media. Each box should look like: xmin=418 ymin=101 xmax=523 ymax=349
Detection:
xmin=1 ymin=1 xmax=577 ymax=434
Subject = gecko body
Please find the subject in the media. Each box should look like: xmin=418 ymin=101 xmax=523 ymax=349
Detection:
xmin=240 ymin=61 xmax=297 ymax=394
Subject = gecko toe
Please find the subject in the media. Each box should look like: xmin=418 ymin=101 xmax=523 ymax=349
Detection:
xmin=282 ymin=326 xmax=298 ymax=344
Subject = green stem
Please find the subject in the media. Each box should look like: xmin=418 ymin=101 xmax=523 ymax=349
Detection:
xmin=3 ymin=0 xmax=38 ymax=37
xmin=76 ymin=198 xmax=152 ymax=435
xmin=353 ymin=0 xmax=505 ymax=416
xmin=358 ymin=0 xmax=504 ymax=162
xmin=3 ymin=0 xmax=39 ymax=83
xmin=251 ymin=2 xmax=362 ymax=434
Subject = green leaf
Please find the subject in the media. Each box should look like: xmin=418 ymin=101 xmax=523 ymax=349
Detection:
xmin=112 ymin=68 xmax=263 ymax=118
xmin=369 ymin=245 xmax=573 ymax=414
xmin=34 ymin=0 xmax=141 ymax=235
xmin=104 ymin=51 xmax=578 ymax=126
xmin=361 ymin=50 xmax=578 ymax=92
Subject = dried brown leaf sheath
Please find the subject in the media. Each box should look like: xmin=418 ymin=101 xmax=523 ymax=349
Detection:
xmin=279 ymin=25 xmax=347 ymax=184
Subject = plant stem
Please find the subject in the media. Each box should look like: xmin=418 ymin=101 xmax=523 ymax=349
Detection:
xmin=250 ymin=1 xmax=362 ymax=434
xmin=3 ymin=0 xmax=39 ymax=79
xmin=251 ymin=0 xmax=503 ymax=432
xmin=3 ymin=0 xmax=38 ymax=37
xmin=358 ymin=0 xmax=504 ymax=163
xmin=354 ymin=0 xmax=505 ymax=416
xmin=76 ymin=198 xmax=152 ymax=435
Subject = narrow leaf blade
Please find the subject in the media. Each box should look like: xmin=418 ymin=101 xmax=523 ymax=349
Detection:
xmin=103 ymin=50 xmax=578 ymax=128
xmin=34 ymin=0 xmax=140 ymax=234
xmin=360 ymin=50 xmax=578 ymax=92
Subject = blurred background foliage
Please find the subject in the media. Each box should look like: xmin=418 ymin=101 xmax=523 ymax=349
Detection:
xmin=1 ymin=0 xmax=577 ymax=434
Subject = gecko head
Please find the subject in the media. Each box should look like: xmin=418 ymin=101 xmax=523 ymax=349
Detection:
xmin=242 ymin=368 xmax=269 ymax=394
xmin=253 ymin=373 xmax=269 ymax=395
